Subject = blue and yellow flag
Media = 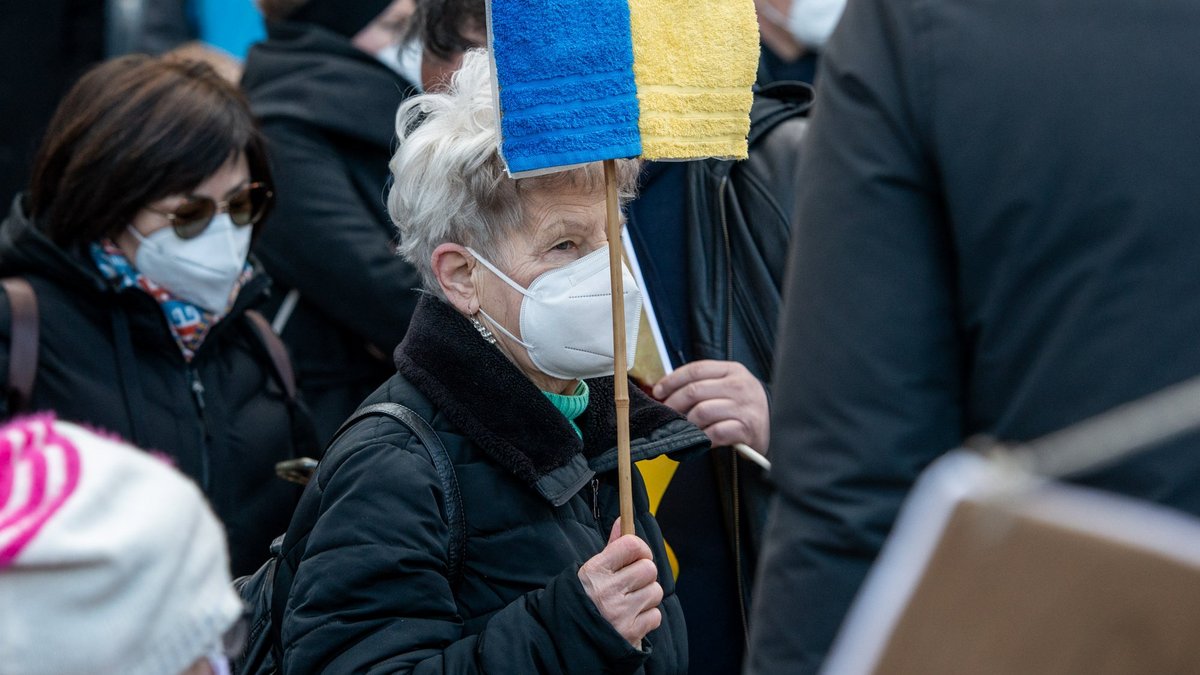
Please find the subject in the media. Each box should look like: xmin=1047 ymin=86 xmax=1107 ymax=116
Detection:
xmin=485 ymin=0 xmax=760 ymax=176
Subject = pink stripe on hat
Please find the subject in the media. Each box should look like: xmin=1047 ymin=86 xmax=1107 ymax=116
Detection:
xmin=0 ymin=421 xmax=36 ymax=519
xmin=0 ymin=415 xmax=82 ymax=568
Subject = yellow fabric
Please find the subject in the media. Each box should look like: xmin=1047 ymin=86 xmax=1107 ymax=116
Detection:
xmin=639 ymin=455 xmax=680 ymax=577
xmin=630 ymin=302 xmax=667 ymax=388
xmin=629 ymin=297 xmax=681 ymax=577
xmin=628 ymin=0 xmax=760 ymax=160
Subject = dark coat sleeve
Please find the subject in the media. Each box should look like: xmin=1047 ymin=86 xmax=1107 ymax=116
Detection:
xmin=281 ymin=420 xmax=650 ymax=675
xmin=0 ymin=285 xmax=11 ymax=420
xmin=746 ymin=0 xmax=963 ymax=672
xmin=255 ymin=121 xmax=420 ymax=354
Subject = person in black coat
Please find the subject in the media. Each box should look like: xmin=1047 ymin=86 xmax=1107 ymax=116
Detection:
xmin=277 ymin=50 xmax=705 ymax=674
xmin=0 ymin=54 xmax=318 ymax=577
xmin=241 ymin=0 xmax=424 ymax=441
xmin=747 ymin=0 xmax=1200 ymax=672
xmin=0 ymin=0 xmax=104 ymax=207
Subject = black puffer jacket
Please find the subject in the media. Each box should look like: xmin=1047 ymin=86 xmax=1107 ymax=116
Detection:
xmin=0 ymin=196 xmax=317 ymax=576
xmin=241 ymin=21 xmax=422 ymax=441
xmin=279 ymin=296 xmax=708 ymax=674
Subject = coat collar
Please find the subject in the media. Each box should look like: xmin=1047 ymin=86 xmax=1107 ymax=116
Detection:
xmin=395 ymin=295 xmax=709 ymax=506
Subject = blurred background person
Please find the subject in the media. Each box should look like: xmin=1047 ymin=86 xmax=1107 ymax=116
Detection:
xmin=107 ymin=0 xmax=264 ymax=58
xmin=400 ymin=3 xmax=811 ymax=671
xmin=241 ymin=0 xmax=425 ymax=441
xmin=0 ymin=54 xmax=318 ymax=576
xmin=0 ymin=0 xmax=104 ymax=207
xmin=749 ymin=0 xmax=1200 ymax=672
xmin=754 ymin=0 xmax=846 ymax=84
xmin=0 ymin=0 xmax=260 ymax=218
xmin=277 ymin=50 xmax=706 ymax=674
xmin=408 ymin=0 xmax=486 ymax=91
xmin=0 ymin=414 xmax=245 ymax=674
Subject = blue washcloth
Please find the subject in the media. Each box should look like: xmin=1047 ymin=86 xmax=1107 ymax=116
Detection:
xmin=486 ymin=0 xmax=642 ymax=176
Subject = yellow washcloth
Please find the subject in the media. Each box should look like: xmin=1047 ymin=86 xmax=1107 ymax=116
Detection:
xmin=628 ymin=0 xmax=760 ymax=160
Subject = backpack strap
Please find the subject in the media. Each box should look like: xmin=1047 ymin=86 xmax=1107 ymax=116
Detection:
xmin=749 ymin=80 xmax=815 ymax=147
xmin=245 ymin=309 xmax=297 ymax=402
xmin=330 ymin=402 xmax=467 ymax=589
xmin=1 ymin=278 xmax=39 ymax=414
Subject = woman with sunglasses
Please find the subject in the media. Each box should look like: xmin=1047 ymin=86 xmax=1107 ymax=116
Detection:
xmin=0 ymin=54 xmax=319 ymax=576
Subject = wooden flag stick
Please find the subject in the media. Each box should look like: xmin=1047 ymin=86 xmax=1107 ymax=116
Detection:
xmin=604 ymin=159 xmax=635 ymax=537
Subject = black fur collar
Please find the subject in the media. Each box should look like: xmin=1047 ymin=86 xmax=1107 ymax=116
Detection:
xmin=395 ymin=295 xmax=704 ymax=504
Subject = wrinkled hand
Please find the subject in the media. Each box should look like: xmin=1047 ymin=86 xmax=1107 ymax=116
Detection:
xmin=578 ymin=519 xmax=663 ymax=649
xmin=652 ymin=360 xmax=770 ymax=453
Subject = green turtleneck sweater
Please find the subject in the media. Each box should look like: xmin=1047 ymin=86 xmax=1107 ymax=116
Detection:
xmin=542 ymin=380 xmax=590 ymax=438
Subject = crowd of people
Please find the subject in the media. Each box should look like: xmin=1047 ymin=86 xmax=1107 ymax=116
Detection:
xmin=4 ymin=0 xmax=1200 ymax=673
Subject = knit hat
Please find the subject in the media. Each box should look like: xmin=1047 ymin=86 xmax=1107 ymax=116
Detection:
xmin=0 ymin=415 xmax=243 ymax=675
xmin=288 ymin=0 xmax=395 ymax=38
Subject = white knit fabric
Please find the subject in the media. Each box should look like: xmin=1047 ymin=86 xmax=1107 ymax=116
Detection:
xmin=0 ymin=417 xmax=243 ymax=675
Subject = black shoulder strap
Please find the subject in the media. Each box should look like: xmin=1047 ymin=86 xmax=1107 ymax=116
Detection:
xmin=1 ymin=278 xmax=39 ymax=414
xmin=749 ymin=80 xmax=815 ymax=147
xmin=331 ymin=402 xmax=466 ymax=588
xmin=245 ymin=309 xmax=297 ymax=402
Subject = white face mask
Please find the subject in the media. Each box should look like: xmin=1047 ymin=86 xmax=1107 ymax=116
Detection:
xmin=786 ymin=0 xmax=847 ymax=49
xmin=129 ymin=213 xmax=251 ymax=313
xmin=375 ymin=39 xmax=424 ymax=91
xmin=204 ymin=649 xmax=231 ymax=675
xmin=467 ymin=245 xmax=642 ymax=380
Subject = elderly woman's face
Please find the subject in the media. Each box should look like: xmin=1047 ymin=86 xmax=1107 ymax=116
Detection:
xmin=474 ymin=183 xmax=610 ymax=391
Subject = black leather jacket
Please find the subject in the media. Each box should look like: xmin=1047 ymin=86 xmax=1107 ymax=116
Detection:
xmin=684 ymin=81 xmax=813 ymax=630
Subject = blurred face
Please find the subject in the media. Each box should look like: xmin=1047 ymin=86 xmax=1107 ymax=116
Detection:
xmin=117 ymin=153 xmax=251 ymax=261
xmin=351 ymin=0 xmax=416 ymax=54
xmin=420 ymin=21 xmax=486 ymax=92
xmin=472 ymin=183 xmax=609 ymax=393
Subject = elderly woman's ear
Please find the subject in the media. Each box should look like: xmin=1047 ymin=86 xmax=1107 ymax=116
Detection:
xmin=431 ymin=242 xmax=479 ymax=315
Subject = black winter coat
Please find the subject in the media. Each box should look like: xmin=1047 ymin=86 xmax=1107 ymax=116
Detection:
xmin=748 ymin=0 xmax=1200 ymax=672
xmin=682 ymin=81 xmax=812 ymax=597
xmin=0 ymin=196 xmax=316 ymax=576
xmin=279 ymin=296 xmax=708 ymax=674
xmin=624 ymin=84 xmax=811 ymax=673
xmin=241 ymin=21 xmax=422 ymax=441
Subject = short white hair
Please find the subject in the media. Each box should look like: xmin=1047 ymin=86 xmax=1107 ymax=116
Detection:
xmin=387 ymin=49 xmax=640 ymax=297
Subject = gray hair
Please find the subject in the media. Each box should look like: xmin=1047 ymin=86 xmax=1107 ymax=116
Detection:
xmin=387 ymin=49 xmax=641 ymax=297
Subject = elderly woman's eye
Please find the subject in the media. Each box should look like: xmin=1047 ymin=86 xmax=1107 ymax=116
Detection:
xmin=551 ymin=241 xmax=575 ymax=252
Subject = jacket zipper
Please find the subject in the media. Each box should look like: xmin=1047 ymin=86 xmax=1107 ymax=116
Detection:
xmin=187 ymin=366 xmax=212 ymax=492
xmin=720 ymin=173 xmax=751 ymax=645
xmin=590 ymin=477 xmax=604 ymax=536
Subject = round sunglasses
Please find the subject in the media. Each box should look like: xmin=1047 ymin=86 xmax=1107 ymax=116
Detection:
xmin=145 ymin=182 xmax=274 ymax=240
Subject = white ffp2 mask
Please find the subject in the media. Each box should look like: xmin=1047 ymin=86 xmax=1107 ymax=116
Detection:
xmin=375 ymin=39 xmax=424 ymax=91
xmin=468 ymin=245 xmax=642 ymax=380
xmin=787 ymin=0 xmax=846 ymax=49
xmin=129 ymin=213 xmax=251 ymax=313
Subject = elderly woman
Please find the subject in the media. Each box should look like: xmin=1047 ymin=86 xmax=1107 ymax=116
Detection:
xmin=277 ymin=50 xmax=707 ymax=674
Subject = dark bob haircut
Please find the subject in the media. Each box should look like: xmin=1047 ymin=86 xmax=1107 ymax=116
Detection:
xmin=27 ymin=54 xmax=273 ymax=248
xmin=407 ymin=0 xmax=487 ymax=61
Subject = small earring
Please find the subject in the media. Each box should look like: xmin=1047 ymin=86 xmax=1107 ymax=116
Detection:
xmin=470 ymin=314 xmax=497 ymax=345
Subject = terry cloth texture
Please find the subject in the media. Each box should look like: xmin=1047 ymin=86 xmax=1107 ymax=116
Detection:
xmin=0 ymin=415 xmax=242 ymax=675
xmin=628 ymin=0 xmax=759 ymax=159
xmin=487 ymin=0 xmax=642 ymax=176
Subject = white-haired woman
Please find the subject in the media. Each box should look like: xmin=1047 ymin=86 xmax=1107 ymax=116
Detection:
xmin=276 ymin=50 xmax=706 ymax=674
